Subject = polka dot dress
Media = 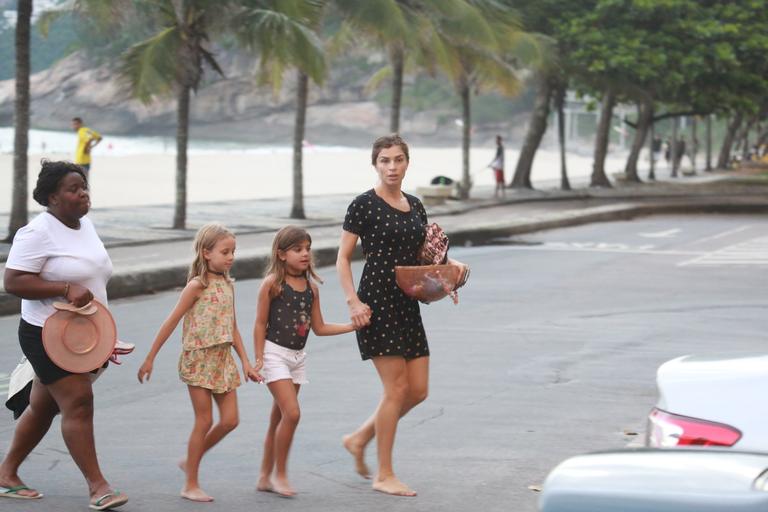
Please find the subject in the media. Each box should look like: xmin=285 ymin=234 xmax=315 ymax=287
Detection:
xmin=343 ymin=189 xmax=429 ymax=360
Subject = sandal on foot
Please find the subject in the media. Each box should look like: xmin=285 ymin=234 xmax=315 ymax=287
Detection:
xmin=89 ymin=490 xmax=128 ymax=510
xmin=0 ymin=485 xmax=43 ymax=500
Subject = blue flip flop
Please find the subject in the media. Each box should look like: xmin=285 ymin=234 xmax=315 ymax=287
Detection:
xmin=0 ymin=484 xmax=43 ymax=499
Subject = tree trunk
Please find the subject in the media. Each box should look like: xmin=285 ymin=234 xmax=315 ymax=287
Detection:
xmin=624 ymin=100 xmax=651 ymax=183
xmin=688 ymin=116 xmax=698 ymax=174
xmin=554 ymin=84 xmax=570 ymax=190
xmin=591 ymin=90 xmax=615 ymax=188
xmin=7 ymin=0 xmax=32 ymax=242
xmin=291 ymin=71 xmax=308 ymax=219
xmin=174 ymin=85 xmax=190 ymax=230
xmin=459 ymin=79 xmax=471 ymax=199
xmin=510 ymin=77 xmax=551 ymax=189
xmin=740 ymin=118 xmax=754 ymax=160
xmin=705 ymin=115 xmax=712 ymax=171
xmin=670 ymin=117 xmax=679 ymax=177
xmin=733 ymin=118 xmax=752 ymax=158
xmin=717 ymin=113 xmax=742 ymax=169
xmin=389 ymin=45 xmax=404 ymax=134
xmin=756 ymin=125 xmax=768 ymax=148
xmin=648 ymin=107 xmax=656 ymax=180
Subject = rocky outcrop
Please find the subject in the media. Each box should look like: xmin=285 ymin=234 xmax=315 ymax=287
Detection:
xmin=0 ymin=50 xmax=472 ymax=145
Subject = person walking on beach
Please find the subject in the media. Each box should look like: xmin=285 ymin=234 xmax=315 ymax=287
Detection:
xmin=71 ymin=117 xmax=102 ymax=182
xmin=254 ymin=226 xmax=357 ymax=497
xmin=337 ymin=134 xmax=467 ymax=496
xmin=137 ymin=223 xmax=261 ymax=503
xmin=489 ymin=135 xmax=505 ymax=198
xmin=0 ymin=160 xmax=128 ymax=510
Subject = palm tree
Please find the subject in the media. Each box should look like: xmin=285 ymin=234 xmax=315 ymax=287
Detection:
xmin=235 ymin=1 xmax=328 ymax=219
xmin=7 ymin=0 xmax=32 ymax=242
xmin=436 ymin=1 xmax=535 ymax=198
xmin=119 ymin=0 xmax=234 ymax=229
xmin=118 ymin=0 xmax=325 ymax=226
xmin=243 ymin=0 xmax=405 ymax=218
xmin=331 ymin=0 xmax=409 ymax=132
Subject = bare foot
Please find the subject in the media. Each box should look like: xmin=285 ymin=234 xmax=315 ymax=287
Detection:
xmin=181 ymin=487 xmax=214 ymax=502
xmin=271 ymin=476 xmax=296 ymax=497
xmin=342 ymin=434 xmax=371 ymax=479
xmin=372 ymin=476 xmax=417 ymax=497
xmin=256 ymin=476 xmax=273 ymax=493
xmin=0 ymin=473 xmax=42 ymax=499
xmin=177 ymin=459 xmax=186 ymax=474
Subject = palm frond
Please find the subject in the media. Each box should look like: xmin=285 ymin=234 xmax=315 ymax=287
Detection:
xmin=200 ymin=45 xmax=226 ymax=78
xmin=474 ymin=53 xmax=522 ymax=97
xmin=364 ymin=65 xmax=394 ymax=95
xmin=237 ymin=8 xmax=326 ymax=84
xmin=432 ymin=0 xmax=498 ymax=52
xmin=325 ymin=19 xmax=360 ymax=58
xmin=503 ymin=31 xmax=547 ymax=69
xmin=333 ymin=0 xmax=409 ymax=35
xmin=38 ymin=0 xmax=133 ymax=37
xmin=119 ymin=25 xmax=182 ymax=103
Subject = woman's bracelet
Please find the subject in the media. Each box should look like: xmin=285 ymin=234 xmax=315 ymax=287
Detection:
xmin=62 ymin=281 xmax=70 ymax=298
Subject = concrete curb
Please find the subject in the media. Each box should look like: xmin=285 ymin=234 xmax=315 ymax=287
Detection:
xmin=2 ymin=198 xmax=767 ymax=316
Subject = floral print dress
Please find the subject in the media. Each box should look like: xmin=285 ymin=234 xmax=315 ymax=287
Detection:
xmin=178 ymin=275 xmax=241 ymax=393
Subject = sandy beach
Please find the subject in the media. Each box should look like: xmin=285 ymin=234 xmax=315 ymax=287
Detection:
xmin=0 ymin=145 xmax=630 ymax=214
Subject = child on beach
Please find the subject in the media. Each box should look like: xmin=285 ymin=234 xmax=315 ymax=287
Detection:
xmin=254 ymin=226 xmax=362 ymax=496
xmin=137 ymin=223 xmax=261 ymax=503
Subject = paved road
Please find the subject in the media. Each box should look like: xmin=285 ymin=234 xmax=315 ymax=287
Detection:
xmin=1 ymin=214 xmax=767 ymax=512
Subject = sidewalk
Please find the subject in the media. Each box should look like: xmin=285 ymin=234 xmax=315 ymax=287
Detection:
xmin=1 ymin=170 xmax=767 ymax=315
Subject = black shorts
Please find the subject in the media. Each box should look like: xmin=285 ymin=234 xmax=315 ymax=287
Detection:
xmin=18 ymin=318 xmax=74 ymax=385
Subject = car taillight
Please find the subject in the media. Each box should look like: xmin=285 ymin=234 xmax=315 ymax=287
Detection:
xmin=646 ymin=408 xmax=742 ymax=448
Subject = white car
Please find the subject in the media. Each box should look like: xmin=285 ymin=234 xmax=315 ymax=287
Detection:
xmin=646 ymin=354 xmax=767 ymax=450
xmin=539 ymin=448 xmax=768 ymax=512
xmin=539 ymin=354 xmax=768 ymax=511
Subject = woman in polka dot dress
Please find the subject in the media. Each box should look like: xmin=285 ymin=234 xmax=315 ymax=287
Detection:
xmin=336 ymin=134 xmax=466 ymax=497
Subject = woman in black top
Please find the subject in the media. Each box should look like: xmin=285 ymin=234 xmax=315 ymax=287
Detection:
xmin=337 ymin=135 xmax=466 ymax=496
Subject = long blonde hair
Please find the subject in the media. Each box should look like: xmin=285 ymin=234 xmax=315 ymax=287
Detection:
xmin=265 ymin=226 xmax=322 ymax=298
xmin=188 ymin=223 xmax=235 ymax=287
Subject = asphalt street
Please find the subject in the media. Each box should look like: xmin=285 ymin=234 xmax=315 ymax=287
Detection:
xmin=0 ymin=214 xmax=767 ymax=512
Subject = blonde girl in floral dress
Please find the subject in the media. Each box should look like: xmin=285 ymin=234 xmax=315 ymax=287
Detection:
xmin=138 ymin=223 xmax=262 ymax=502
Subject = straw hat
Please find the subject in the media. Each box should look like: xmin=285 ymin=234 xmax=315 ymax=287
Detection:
xmin=42 ymin=301 xmax=116 ymax=373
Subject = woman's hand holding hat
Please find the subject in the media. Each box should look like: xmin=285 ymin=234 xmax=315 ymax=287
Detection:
xmin=65 ymin=282 xmax=93 ymax=307
xmin=42 ymin=300 xmax=117 ymax=373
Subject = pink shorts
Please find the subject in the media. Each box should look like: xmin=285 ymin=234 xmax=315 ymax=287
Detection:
xmin=493 ymin=168 xmax=504 ymax=183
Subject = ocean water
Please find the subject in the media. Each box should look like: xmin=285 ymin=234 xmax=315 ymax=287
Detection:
xmin=0 ymin=127 xmax=352 ymax=156
xmin=0 ymin=127 xmax=639 ymax=213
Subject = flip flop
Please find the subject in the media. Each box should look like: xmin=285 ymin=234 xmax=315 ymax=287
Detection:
xmin=53 ymin=301 xmax=98 ymax=316
xmin=113 ymin=340 xmax=135 ymax=355
xmin=0 ymin=485 xmax=43 ymax=500
xmin=89 ymin=490 xmax=128 ymax=510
